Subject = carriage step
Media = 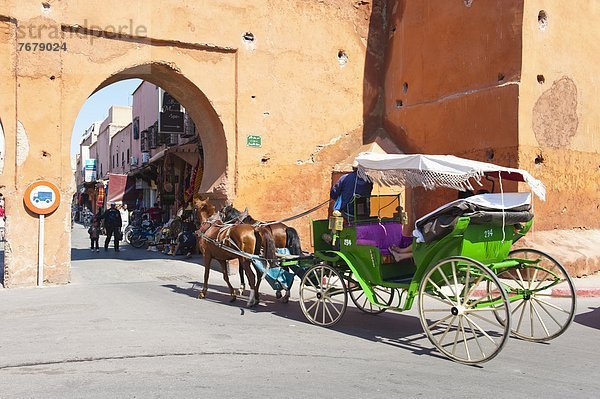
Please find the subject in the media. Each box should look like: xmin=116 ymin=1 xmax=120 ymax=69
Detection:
xmin=383 ymin=275 xmax=414 ymax=285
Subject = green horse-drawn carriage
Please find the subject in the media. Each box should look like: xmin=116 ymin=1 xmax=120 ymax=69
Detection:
xmin=288 ymin=153 xmax=575 ymax=364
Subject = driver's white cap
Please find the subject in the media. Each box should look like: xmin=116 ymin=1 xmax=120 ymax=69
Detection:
xmin=352 ymin=160 xmax=359 ymax=168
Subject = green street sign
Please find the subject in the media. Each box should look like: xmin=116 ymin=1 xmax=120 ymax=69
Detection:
xmin=246 ymin=135 xmax=262 ymax=147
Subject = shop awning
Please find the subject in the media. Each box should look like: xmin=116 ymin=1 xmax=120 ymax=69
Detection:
xmin=170 ymin=143 xmax=199 ymax=165
xmin=107 ymin=173 xmax=138 ymax=204
xmin=149 ymin=149 xmax=167 ymax=164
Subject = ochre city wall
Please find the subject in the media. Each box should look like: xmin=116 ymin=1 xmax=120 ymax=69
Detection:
xmin=1 ymin=0 xmax=598 ymax=287
xmin=518 ymin=0 xmax=600 ymax=230
xmin=0 ymin=0 xmax=381 ymax=287
xmin=382 ymin=0 xmax=524 ymax=220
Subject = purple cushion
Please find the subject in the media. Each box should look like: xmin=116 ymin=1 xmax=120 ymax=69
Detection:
xmin=356 ymin=222 xmax=411 ymax=253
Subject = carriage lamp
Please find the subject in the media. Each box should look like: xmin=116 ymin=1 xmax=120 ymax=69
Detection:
xmin=329 ymin=210 xmax=344 ymax=231
xmin=328 ymin=210 xmax=344 ymax=246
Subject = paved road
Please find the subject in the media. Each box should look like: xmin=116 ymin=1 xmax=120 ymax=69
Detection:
xmin=0 ymin=224 xmax=598 ymax=398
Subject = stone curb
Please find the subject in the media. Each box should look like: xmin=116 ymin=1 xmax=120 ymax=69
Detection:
xmin=561 ymin=288 xmax=600 ymax=298
xmin=471 ymin=287 xmax=600 ymax=298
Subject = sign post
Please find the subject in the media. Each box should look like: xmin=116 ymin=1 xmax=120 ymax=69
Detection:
xmin=23 ymin=181 xmax=61 ymax=287
xmin=38 ymin=214 xmax=45 ymax=287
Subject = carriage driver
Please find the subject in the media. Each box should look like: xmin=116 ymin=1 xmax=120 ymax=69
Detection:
xmin=330 ymin=160 xmax=373 ymax=217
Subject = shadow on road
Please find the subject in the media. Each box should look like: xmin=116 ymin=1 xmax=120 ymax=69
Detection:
xmin=71 ymin=246 xmax=200 ymax=265
xmin=162 ymin=280 xmax=447 ymax=362
xmin=574 ymin=306 xmax=600 ymax=330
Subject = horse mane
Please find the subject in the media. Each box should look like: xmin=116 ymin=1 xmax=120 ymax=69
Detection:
xmin=223 ymin=205 xmax=257 ymax=224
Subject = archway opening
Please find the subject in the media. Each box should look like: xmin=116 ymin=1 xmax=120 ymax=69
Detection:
xmin=70 ymin=63 xmax=228 ymax=262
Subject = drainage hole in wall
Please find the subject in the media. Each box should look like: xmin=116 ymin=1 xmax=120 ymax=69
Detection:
xmin=402 ymin=82 xmax=408 ymax=93
xmin=261 ymin=155 xmax=270 ymax=164
xmin=337 ymin=50 xmax=348 ymax=66
xmin=464 ymin=0 xmax=474 ymax=7
xmin=497 ymin=73 xmax=505 ymax=82
xmin=42 ymin=2 xmax=50 ymax=10
xmin=242 ymin=32 xmax=255 ymax=42
xmin=534 ymin=153 xmax=544 ymax=164
xmin=538 ymin=10 xmax=548 ymax=31
xmin=486 ymin=149 xmax=495 ymax=160
xmin=395 ymin=100 xmax=403 ymax=109
xmin=50 ymin=75 xmax=55 ymax=80
xmin=537 ymin=74 xmax=545 ymax=84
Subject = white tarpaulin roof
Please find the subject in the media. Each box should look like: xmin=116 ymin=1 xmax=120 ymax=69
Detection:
xmin=356 ymin=153 xmax=546 ymax=200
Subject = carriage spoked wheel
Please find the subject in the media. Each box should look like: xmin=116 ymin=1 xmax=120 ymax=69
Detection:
xmin=491 ymin=249 xmax=576 ymax=342
xmin=299 ymin=263 xmax=347 ymax=327
xmin=418 ymin=256 xmax=511 ymax=364
xmin=347 ymin=271 xmax=394 ymax=314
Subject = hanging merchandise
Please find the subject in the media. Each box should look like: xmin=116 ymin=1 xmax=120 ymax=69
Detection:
xmin=96 ymin=184 xmax=105 ymax=208
xmin=185 ymin=159 xmax=199 ymax=202
xmin=162 ymin=155 xmax=175 ymax=205
xmin=192 ymin=162 xmax=203 ymax=201
xmin=183 ymin=164 xmax=191 ymax=199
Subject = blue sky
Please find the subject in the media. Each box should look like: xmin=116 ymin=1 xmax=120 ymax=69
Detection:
xmin=70 ymin=78 xmax=141 ymax=156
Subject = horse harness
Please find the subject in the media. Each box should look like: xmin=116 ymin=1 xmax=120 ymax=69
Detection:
xmin=197 ymin=217 xmax=242 ymax=252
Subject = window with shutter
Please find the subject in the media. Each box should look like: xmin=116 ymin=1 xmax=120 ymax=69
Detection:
xmin=141 ymin=129 xmax=149 ymax=152
xmin=133 ymin=117 xmax=140 ymax=140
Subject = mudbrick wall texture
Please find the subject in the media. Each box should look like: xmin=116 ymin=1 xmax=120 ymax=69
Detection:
xmin=0 ymin=0 xmax=598 ymax=286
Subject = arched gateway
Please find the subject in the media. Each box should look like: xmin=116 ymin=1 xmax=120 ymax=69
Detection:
xmin=0 ymin=2 xmax=375 ymax=287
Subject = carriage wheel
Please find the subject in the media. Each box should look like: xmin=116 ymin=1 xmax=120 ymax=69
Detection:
xmin=493 ymin=249 xmax=576 ymax=342
xmin=418 ymin=256 xmax=510 ymax=364
xmin=299 ymin=263 xmax=347 ymax=327
xmin=348 ymin=272 xmax=394 ymax=314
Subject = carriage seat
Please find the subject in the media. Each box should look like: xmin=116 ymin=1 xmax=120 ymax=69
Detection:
xmin=414 ymin=193 xmax=534 ymax=244
xmin=356 ymin=222 xmax=412 ymax=257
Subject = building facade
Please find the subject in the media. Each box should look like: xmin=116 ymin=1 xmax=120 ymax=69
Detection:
xmin=0 ymin=0 xmax=597 ymax=287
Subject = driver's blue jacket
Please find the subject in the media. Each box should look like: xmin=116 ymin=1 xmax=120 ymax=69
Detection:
xmin=330 ymin=171 xmax=373 ymax=215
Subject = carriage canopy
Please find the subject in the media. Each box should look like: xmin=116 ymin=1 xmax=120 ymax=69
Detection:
xmin=355 ymin=153 xmax=546 ymax=201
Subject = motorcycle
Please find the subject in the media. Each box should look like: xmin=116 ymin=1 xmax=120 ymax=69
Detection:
xmin=128 ymin=220 xmax=160 ymax=248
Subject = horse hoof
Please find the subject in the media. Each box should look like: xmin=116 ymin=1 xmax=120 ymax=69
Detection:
xmin=229 ymin=295 xmax=237 ymax=303
xmin=237 ymin=288 xmax=245 ymax=296
xmin=198 ymin=291 xmax=206 ymax=299
xmin=246 ymin=300 xmax=258 ymax=308
xmin=275 ymin=290 xmax=282 ymax=299
xmin=282 ymin=297 xmax=289 ymax=304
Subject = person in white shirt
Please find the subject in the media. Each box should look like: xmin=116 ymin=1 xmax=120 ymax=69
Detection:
xmin=119 ymin=204 xmax=130 ymax=230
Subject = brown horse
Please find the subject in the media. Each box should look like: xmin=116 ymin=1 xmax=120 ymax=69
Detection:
xmin=220 ymin=205 xmax=303 ymax=255
xmin=220 ymin=205 xmax=302 ymax=300
xmin=194 ymin=198 xmax=275 ymax=306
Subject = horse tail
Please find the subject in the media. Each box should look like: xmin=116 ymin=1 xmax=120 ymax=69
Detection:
xmin=285 ymin=227 xmax=303 ymax=255
xmin=258 ymin=227 xmax=277 ymax=260
xmin=253 ymin=229 xmax=263 ymax=256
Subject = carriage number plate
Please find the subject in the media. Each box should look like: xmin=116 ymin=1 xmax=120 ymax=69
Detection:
xmin=483 ymin=229 xmax=494 ymax=239
xmin=343 ymin=239 xmax=352 ymax=246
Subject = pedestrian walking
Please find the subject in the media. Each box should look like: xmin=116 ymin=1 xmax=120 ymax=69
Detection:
xmin=101 ymin=202 xmax=122 ymax=252
xmin=88 ymin=218 xmax=101 ymax=252
xmin=119 ymin=204 xmax=130 ymax=230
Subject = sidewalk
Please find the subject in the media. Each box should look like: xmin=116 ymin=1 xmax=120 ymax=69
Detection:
xmin=570 ymin=272 xmax=600 ymax=297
